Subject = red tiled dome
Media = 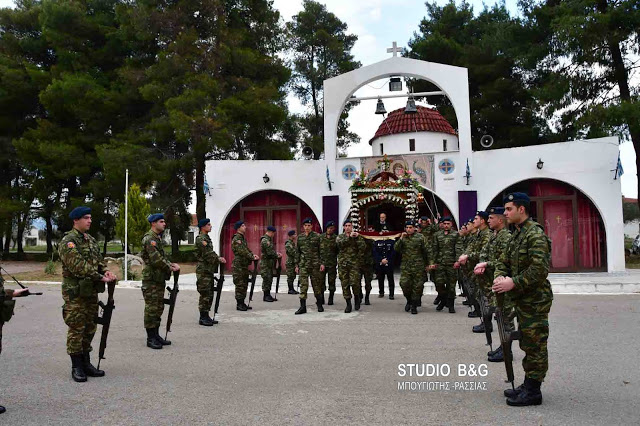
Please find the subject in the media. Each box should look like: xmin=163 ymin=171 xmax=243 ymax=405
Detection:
xmin=369 ymin=105 xmax=457 ymax=145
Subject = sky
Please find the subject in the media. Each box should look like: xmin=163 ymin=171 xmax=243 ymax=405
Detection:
xmin=1 ymin=0 xmax=636 ymax=198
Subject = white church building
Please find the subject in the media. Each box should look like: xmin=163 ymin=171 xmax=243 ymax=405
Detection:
xmin=205 ymin=53 xmax=624 ymax=273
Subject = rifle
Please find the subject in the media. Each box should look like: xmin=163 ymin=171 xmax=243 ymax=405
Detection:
xmin=211 ymin=263 xmax=225 ymax=323
xmin=247 ymin=259 xmax=258 ymax=309
xmin=458 ymin=270 xmax=476 ymax=312
xmin=273 ymin=258 xmax=282 ymax=301
xmin=478 ymin=292 xmax=495 ymax=351
xmin=96 ymin=279 xmax=117 ymax=369
xmin=0 ymin=266 xmax=43 ymax=296
xmin=495 ymin=292 xmax=522 ymax=390
xmin=164 ymin=270 xmax=180 ymax=340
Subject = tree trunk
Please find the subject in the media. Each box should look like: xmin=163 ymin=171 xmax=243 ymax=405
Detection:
xmin=16 ymin=214 xmax=25 ymax=255
xmin=45 ymin=211 xmax=53 ymax=255
xmin=103 ymin=239 xmax=108 ymax=256
xmin=196 ymin=152 xmax=206 ymax=219
xmin=3 ymin=224 xmax=10 ymax=253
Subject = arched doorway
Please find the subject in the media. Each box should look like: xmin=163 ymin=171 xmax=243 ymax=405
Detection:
xmin=418 ymin=189 xmax=456 ymax=229
xmin=220 ymin=190 xmax=321 ymax=272
xmin=487 ymin=179 xmax=606 ymax=272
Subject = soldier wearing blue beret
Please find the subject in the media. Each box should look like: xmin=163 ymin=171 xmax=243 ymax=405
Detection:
xmin=260 ymin=225 xmax=281 ymax=302
xmin=194 ymin=218 xmax=226 ymax=326
xmin=320 ymin=221 xmax=338 ymax=305
xmin=285 ymin=230 xmax=299 ymax=295
xmin=232 ymin=221 xmax=259 ymax=311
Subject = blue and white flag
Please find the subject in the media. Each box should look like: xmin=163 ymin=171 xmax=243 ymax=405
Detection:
xmin=466 ymin=159 xmax=471 ymax=177
xmin=616 ymin=153 xmax=624 ymax=179
xmin=326 ymin=165 xmax=332 ymax=191
xmin=203 ymin=178 xmax=210 ymax=194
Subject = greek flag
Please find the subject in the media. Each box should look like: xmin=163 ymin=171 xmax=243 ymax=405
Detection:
xmin=466 ymin=159 xmax=470 ymax=177
xmin=203 ymin=178 xmax=210 ymax=194
xmin=616 ymin=153 xmax=624 ymax=178
xmin=326 ymin=165 xmax=332 ymax=191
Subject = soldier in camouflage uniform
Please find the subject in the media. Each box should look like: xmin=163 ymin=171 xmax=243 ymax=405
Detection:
xmin=319 ymin=221 xmax=338 ymax=305
xmin=140 ymin=213 xmax=179 ymax=349
xmin=294 ymin=217 xmax=325 ymax=315
xmin=59 ymin=206 xmax=117 ymax=381
xmin=231 ymin=221 xmax=259 ymax=311
xmin=460 ymin=211 xmax=492 ymax=329
xmin=394 ymin=221 xmax=429 ymax=314
xmin=285 ymin=230 xmax=299 ymax=294
xmin=260 ymin=225 xmax=281 ymax=302
xmin=454 ymin=223 xmax=469 ymax=303
xmin=360 ymin=237 xmax=375 ymax=305
xmin=474 ymin=207 xmax=514 ymax=361
xmin=429 ymin=216 xmax=459 ymax=313
xmin=194 ymin=218 xmax=226 ymax=326
xmin=493 ymin=192 xmax=553 ymax=407
xmin=337 ymin=220 xmax=366 ymax=313
xmin=1 ymin=273 xmax=29 ymax=413
xmin=462 ymin=218 xmax=480 ymax=317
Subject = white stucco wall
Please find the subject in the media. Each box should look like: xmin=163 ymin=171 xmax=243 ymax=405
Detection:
xmin=370 ymin=131 xmax=459 ymax=156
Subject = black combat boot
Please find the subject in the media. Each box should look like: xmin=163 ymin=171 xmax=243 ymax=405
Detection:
xmin=433 ymin=294 xmax=441 ymax=305
xmin=365 ymin=290 xmax=371 ymax=305
xmin=263 ymin=293 xmax=275 ymax=302
xmin=462 ymin=299 xmax=471 ymax=306
xmin=154 ymin=327 xmax=171 ymax=345
xmin=344 ymin=299 xmax=352 ymax=313
xmin=354 ymin=294 xmax=361 ymax=311
xmin=436 ymin=297 xmax=447 ymax=311
xmin=488 ymin=347 xmax=500 ymax=357
xmin=328 ymin=290 xmax=335 ymax=305
xmin=146 ymin=328 xmax=162 ymax=350
xmin=404 ymin=296 xmax=411 ymax=312
xmin=448 ymin=298 xmax=456 ymax=313
xmin=199 ymin=311 xmax=216 ymax=326
xmin=82 ymin=351 xmax=105 ymax=377
xmin=236 ymin=299 xmax=247 ymax=311
xmin=488 ymin=346 xmax=504 ymax=362
xmin=504 ymin=382 xmax=526 ymax=398
xmin=472 ymin=322 xmax=485 ymax=333
xmin=411 ymin=300 xmax=418 ymax=315
xmin=295 ymin=298 xmax=307 ymax=315
xmin=70 ymin=353 xmax=87 ymax=382
xmin=506 ymin=378 xmax=542 ymax=406
xmin=0 ymin=406 xmax=5 ymax=414
xmin=288 ymin=283 xmax=299 ymax=294
xmin=468 ymin=309 xmax=480 ymax=318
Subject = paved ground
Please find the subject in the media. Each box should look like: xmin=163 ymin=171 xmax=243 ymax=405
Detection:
xmin=1 ymin=285 xmax=639 ymax=425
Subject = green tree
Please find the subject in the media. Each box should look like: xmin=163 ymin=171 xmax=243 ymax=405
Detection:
xmin=286 ymin=0 xmax=361 ymax=158
xmin=115 ymin=184 xmax=150 ymax=253
xmin=519 ymin=0 xmax=640 ymax=208
xmin=407 ymin=1 xmax=551 ymax=150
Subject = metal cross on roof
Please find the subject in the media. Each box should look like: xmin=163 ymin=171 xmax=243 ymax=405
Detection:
xmin=387 ymin=41 xmax=404 ymax=57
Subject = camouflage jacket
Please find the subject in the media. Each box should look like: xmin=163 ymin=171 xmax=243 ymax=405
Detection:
xmin=59 ymin=228 xmax=106 ymax=281
xmin=431 ymin=230 xmax=458 ymax=266
xmin=141 ymin=230 xmax=172 ymax=281
xmin=480 ymin=228 xmax=512 ymax=271
xmin=494 ymin=219 xmax=553 ymax=305
xmin=362 ymin=238 xmax=375 ymax=266
xmin=455 ymin=235 xmax=467 ymax=259
xmin=195 ymin=232 xmax=220 ymax=275
xmin=259 ymin=234 xmax=278 ymax=274
xmin=462 ymin=232 xmax=477 ymax=275
xmin=394 ymin=233 xmax=428 ymax=271
xmin=285 ymin=239 xmax=297 ymax=267
xmin=466 ymin=227 xmax=491 ymax=266
xmin=296 ymin=231 xmax=322 ymax=268
xmin=336 ymin=233 xmax=365 ymax=268
xmin=319 ymin=233 xmax=338 ymax=267
xmin=232 ymin=233 xmax=254 ymax=268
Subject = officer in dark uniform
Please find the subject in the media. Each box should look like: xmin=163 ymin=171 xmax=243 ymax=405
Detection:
xmin=373 ymin=238 xmax=395 ymax=299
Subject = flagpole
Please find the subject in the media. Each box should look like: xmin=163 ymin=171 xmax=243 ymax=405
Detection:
xmin=124 ymin=169 xmax=129 ymax=285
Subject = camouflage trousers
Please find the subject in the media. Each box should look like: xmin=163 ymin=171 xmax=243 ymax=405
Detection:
xmin=321 ymin=265 xmax=337 ymax=293
xmin=431 ymin=269 xmax=445 ymax=295
xmin=399 ymin=267 xmax=424 ymax=301
xmin=233 ymin=266 xmax=250 ymax=301
xmin=360 ymin=264 xmax=374 ymax=293
xmin=515 ymin=300 xmax=552 ymax=382
xmin=261 ymin=272 xmax=273 ymax=293
xmin=299 ymin=263 xmax=323 ymax=300
xmin=338 ymin=264 xmax=361 ymax=300
xmin=286 ymin=263 xmax=297 ymax=287
xmin=62 ymin=289 xmax=98 ymax=355
xmin=196 ymin=272 xmax=215 ymax=312
xmin=434 ymin=265 xmax=457 ymax=299
xmin=141 ymin=280 xmax=165 ymax=329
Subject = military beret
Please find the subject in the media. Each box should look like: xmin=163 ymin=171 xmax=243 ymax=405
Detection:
xmin=266 ymin=225 xmax=276 ymax=232
xmin=288 ymin=230 xmax=296 ymax=236
xmin=476 ymin=211 xmax=489 ymax=220
xmin=198 ymin=218 xmax=210 ymax=228
xmin=148 ymin=213 xmax=164 ymax=223
xmin=504 ymin=192 xmax=530 ymax=203
xmin=325 ymin=221 xmax=335 ymax=228
xmin=343 ymin=219 xmax=352 ymax=225
xmin=234 ymin=220 xmax=244 ymax=230
xmin=420 ymin=216 xmax=428 ymax=221
xmin=467 ymin=218 xmax=475 ymax=224
xmin=405 ymin=220 xmax=415 ymax=226
xmin=440 ymin=216 xmax=453 ymax=222
xmin=69 ymin=206 xmax=91 ymax=220
xmin=489 ymin=206 xmax=505 ymax=215
xmin=302 ymin=217 xmax=313 ymax=224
